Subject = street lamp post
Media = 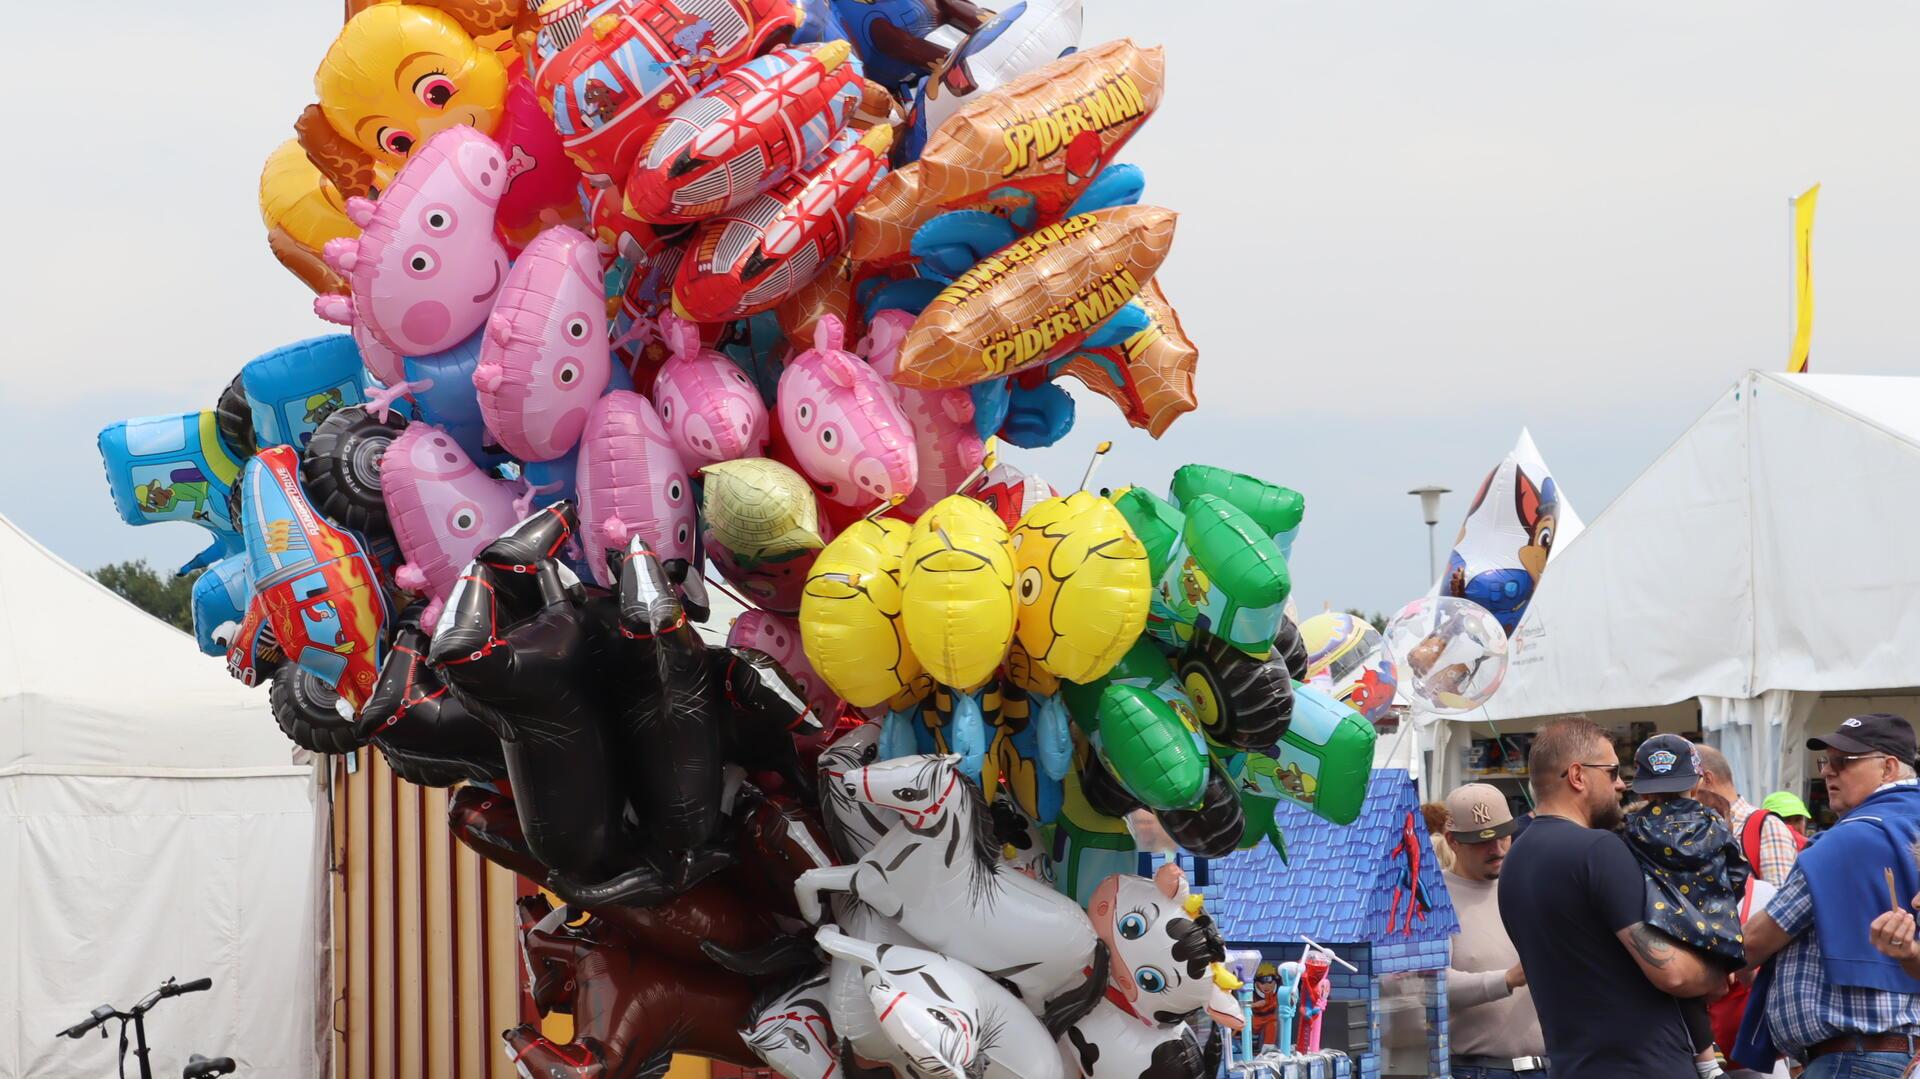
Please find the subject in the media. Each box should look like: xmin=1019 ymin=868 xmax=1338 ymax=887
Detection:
xmin=1407 ymin=486 xmax=1451 ymax=584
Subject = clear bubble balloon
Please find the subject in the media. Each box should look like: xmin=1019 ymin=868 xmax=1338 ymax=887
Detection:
xmin=1298 ymin=611 xmax=1400 ymax=723
xmin=1382 ymin=596 xmax=1510 ymax=715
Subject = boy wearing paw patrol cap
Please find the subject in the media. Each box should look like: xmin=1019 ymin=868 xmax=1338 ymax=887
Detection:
xmin=1623 ymin=734 xmax=1751 ymax=1078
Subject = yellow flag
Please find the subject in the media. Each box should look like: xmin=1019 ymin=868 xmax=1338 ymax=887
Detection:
xmin=1789 ymin=183 xmax=1820 ymax=373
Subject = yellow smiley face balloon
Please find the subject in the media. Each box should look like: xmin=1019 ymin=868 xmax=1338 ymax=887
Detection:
xmin=801 ymin=517 xmax=925 ymax=709
xmin=901 ymin=495 xmax=1017 ymax=691
xmin=315 ymin=4 xmax=510 ymax=167
xmin=1010 ymin=491 xmax=1151 ymax=684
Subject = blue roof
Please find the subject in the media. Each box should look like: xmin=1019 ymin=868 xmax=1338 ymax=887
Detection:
xmin=1205 ymin=769 xmax=1460 ymax=947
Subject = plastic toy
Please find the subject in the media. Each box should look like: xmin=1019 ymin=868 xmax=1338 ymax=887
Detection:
xmin=240 ymin=335 xmax=368 ymax=450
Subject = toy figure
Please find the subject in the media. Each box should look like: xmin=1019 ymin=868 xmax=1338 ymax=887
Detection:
xmin=1250 ymin=963 xmax=1279 ymax=1051
xmin=1274 ymin=960 xmax=1302 ymax=1057
xmin=1299 ymin=952 xmax=1332 ymax=1052
xmin=1386 ymin=810 xmax=1432 ymax=935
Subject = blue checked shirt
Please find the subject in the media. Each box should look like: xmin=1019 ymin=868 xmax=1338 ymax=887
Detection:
xmin=1764 ymin=861 xmax=1920 ymax=1056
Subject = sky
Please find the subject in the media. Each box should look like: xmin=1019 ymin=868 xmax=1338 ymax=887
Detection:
xmin=3 ymin=1 xmax=1918 ymax=617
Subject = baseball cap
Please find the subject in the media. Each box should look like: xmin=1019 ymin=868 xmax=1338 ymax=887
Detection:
xmin=1808 ymin=713 xmax=1918 ymax=765
xmin=1632 ymin=734 xmax=1703 ymax=794
xmin=1761 ymin=791 xmax=1812 ymax=819
xmin=1444 ymin=783 xmax=1517 ymax=841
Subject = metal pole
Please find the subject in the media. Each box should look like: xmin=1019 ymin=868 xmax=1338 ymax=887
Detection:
xmin=1426 ymin=521 xmax=1437 ymax=583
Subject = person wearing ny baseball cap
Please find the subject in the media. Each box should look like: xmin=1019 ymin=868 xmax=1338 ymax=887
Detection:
xmin=1441 ymin=783 xmax=1547 ymax=1077
xmin=1740 ymin=714 xmax=1920 ymax=1076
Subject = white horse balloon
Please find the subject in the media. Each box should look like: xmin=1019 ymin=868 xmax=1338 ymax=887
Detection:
xmin=795 ymin=754 xmax=1106 ymax=1025
xmin=817 ymin=925 xmax=1066 ymax=1079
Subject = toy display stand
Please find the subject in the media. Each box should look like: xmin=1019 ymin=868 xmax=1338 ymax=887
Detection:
xmin=1228 ymin=1049 xmax=1354 ymax=1079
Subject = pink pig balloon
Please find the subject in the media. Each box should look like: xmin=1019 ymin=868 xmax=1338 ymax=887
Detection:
xmin=382 ymin=422 xmax=521 ymax=612
xmin=315 ymin=125 xmax=510 ymax=358
xmin=862 ymin=310 xmax=985 ymax=518
xmin=652 ymin=313 xmax=769 ymax=466
xmin=574 ymin=390 xmax=697 ymax=587
xmin=776 ymin=315 xmax=918 ymax=507
xmin=727 ymin=608 xmax=839 ymax=729
xmin=473 ymin=225 xmax=611 ymax=462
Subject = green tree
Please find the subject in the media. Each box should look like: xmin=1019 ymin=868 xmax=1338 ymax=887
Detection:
xmin=1344 ymin=608 xmax=1389 ymax=634
xmin=93 ymin=560 xmax=201 ymax=632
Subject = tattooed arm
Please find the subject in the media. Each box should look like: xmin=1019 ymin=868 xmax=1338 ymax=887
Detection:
xmin=1615 ymin=923 xmax=1724 ymax=997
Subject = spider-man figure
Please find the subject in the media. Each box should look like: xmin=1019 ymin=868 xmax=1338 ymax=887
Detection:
xmin=1387 ymin=810 xmax=1432 ymax=936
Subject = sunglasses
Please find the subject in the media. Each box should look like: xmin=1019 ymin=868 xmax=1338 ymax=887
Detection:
xmin=1819 ymin=752 xmax=1889 ymax=775
xmin=1561 ymin=762 xmax=1622 ymax=780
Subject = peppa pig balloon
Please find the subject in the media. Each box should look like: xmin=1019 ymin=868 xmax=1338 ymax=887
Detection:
xmin=776 ymin=315 xmax=919 ymax=508
xmin=863 ymin=309 xmax=984 ymax=517
xmin=381 ymin=422 xmax=521 ymax=613
xmin=651 ymin=313 xmax=769 ymax=467
xmin=473 ymin=225 xmax=611 ymax=462
xmin=314 ymin=125 xmax=510 ymax=358
xmin=574 ymin=390 xmax=697 ymax=588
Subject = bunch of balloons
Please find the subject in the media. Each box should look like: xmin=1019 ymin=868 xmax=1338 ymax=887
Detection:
xmin=94 ymin=2 xmax=1374 ymax=1076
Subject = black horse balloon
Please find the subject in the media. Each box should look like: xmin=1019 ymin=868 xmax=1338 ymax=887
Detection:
xmin=429 ymin=504 xmax=625 ymax=879
xmin=356 ymin=608 xmax=507 ymax=787
xmin=608 ymin=535 xmax=736 ymax=894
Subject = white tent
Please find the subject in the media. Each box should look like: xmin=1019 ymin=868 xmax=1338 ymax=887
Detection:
xmin=0 ymin=515 xmax=319 ymax=1078
xmin=1442 ymin=371 xmax=1920 ymax=802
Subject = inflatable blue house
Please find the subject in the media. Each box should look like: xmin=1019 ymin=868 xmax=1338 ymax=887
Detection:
xmin=1205 ymin=769 xmax=1459 ymax=1079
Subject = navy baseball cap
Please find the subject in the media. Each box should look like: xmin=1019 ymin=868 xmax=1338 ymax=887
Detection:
xmin=1633 ymin=734 xmax=1703 ymax=795
xmin=1809 ymin=713 xmax=1918 ymax=765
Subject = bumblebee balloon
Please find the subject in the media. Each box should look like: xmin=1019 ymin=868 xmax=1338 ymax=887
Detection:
xmin=1008 ymin=490 xmax=1149 ymax=684
xmin=900 ymin=495 xmax=1016 ymax=691
xmin=800 ymin=517 xmax=926 ymax=710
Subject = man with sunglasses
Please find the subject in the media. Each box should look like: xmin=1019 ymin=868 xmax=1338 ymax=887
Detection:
xmin=1498 ymin=719 xmax=1725 ymax=1079
xmin=1739 ymin=713 xmax=1920 ymax=1077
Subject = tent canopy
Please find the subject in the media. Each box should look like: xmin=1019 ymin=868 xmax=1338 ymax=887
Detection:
xmin=0 ymin=515 xmax=302 ymax=778
xmin=1485 ymin=371 xmax=1920 ymax=722
xmin=0 ymin=513 xmax=316 ymax=1078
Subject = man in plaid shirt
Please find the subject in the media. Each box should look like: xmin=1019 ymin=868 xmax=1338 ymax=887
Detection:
xmin=1697 ymin=745 xmax=1800 ymax=884
xmin=1742 ymin=714 xmax=1920 ymax=1077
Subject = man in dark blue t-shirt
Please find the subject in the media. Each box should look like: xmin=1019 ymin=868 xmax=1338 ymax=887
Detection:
xmin=1499 ymin=719 xmax=1725 ymax=1079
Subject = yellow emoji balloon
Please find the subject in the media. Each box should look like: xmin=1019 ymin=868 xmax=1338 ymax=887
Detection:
xmin=801 ymin=517 xmax=924 ymax=709
xmin=900 ymin=496 xmax=1017 ymax=690
xmin=1010 ymin=491 xmax=1150 ymax=683
xmin=315 ymin=3 xmax=510 ymax=167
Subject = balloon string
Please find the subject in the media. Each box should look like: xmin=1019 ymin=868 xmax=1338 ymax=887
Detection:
xmin=702 ymin=571 xmax=762 ymax=615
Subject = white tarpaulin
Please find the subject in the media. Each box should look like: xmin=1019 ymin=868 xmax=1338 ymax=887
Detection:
xmin=0 ymin=514 xmax=317 ymax=1079
xmin=1477 ymin=372 xmax=1920 ymax=792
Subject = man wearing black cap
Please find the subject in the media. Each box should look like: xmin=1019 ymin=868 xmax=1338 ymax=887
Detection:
xmin=1740 ymin=713 xmax=1920 ymax=1077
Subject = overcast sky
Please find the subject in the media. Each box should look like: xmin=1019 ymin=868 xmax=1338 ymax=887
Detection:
xmin=5 ymin=1 xmax=1917 ymax=616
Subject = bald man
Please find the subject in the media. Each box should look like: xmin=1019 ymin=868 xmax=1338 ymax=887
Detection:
xmin=1694 ymin=744 xmax=1800 ymax=884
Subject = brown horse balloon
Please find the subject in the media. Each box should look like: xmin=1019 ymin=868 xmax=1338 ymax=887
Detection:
xmin=506 ymin=894 xmax=762 ymax=1078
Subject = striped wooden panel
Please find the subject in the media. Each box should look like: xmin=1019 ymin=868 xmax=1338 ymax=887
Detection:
xmin=329 ymin=751 xmax=526 ymax=1079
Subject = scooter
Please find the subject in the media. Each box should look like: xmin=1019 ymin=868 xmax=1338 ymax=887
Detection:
xmin=54 ymin=975 xmax=237 ymax=1078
